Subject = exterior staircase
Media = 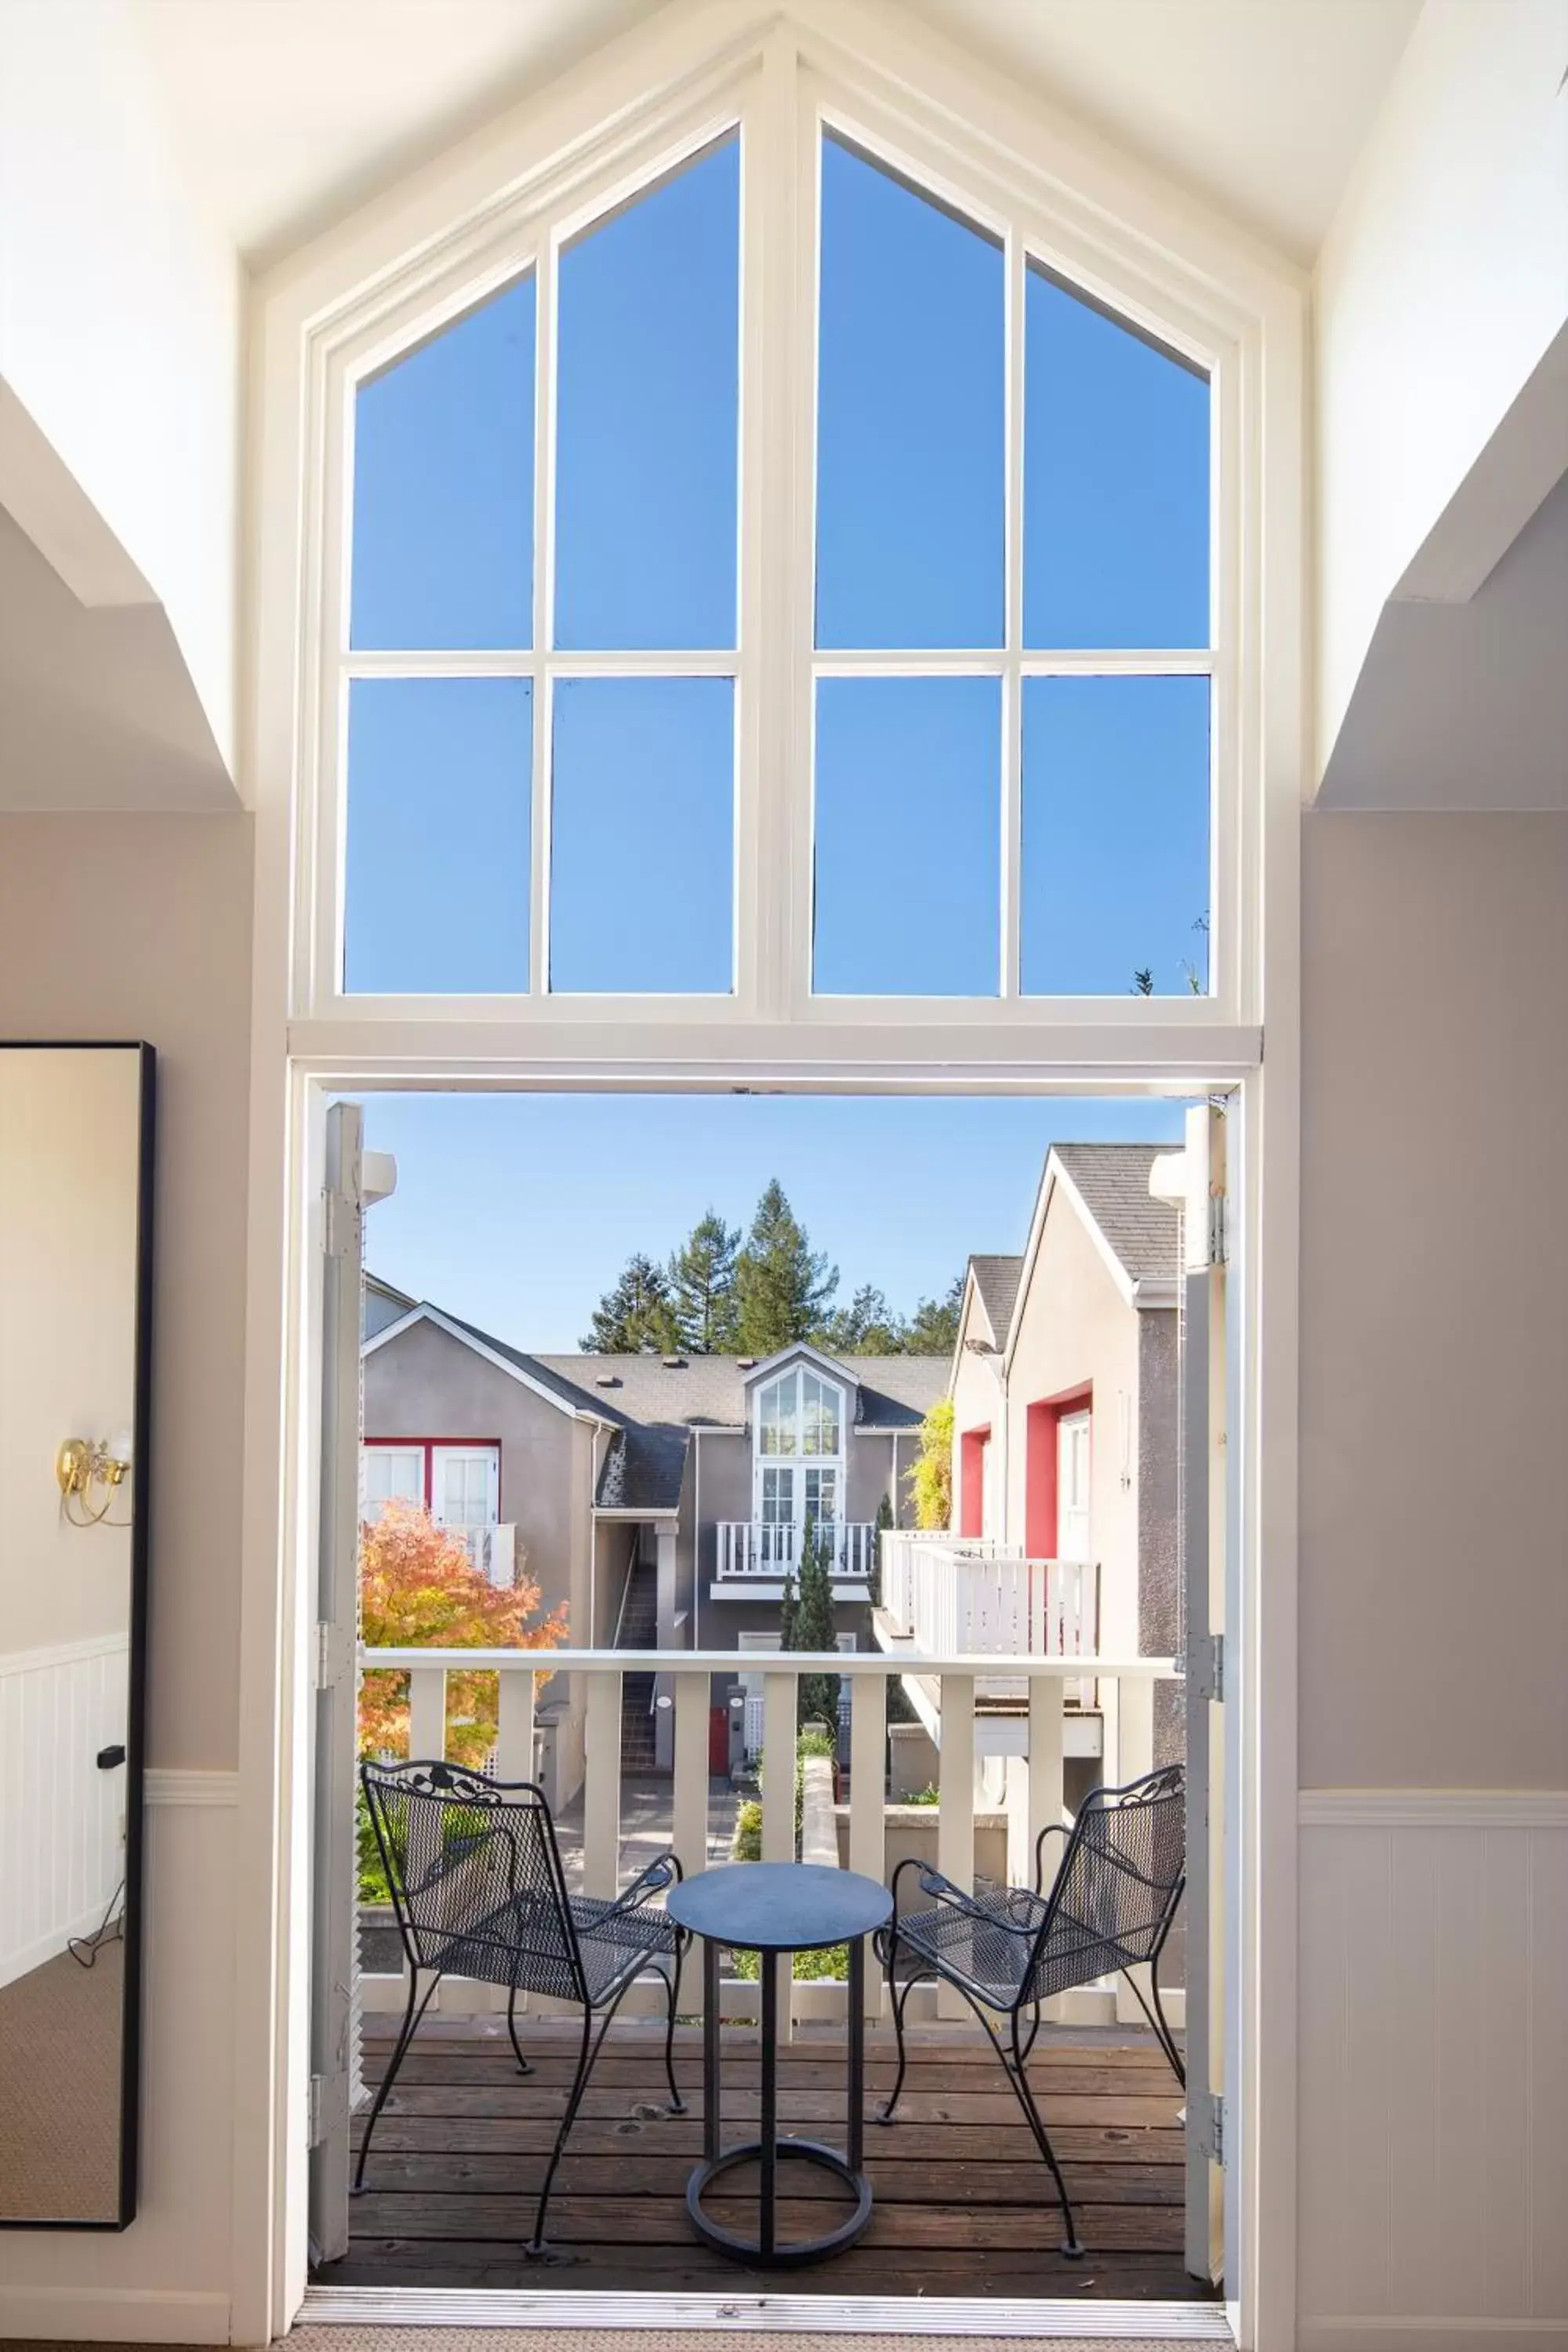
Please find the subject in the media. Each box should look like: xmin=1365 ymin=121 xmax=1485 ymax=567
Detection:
xmin=617 ymin=1559 xmax=659 ymax=1773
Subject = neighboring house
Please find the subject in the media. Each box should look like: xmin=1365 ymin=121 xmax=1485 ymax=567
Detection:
xmin=361 ymin=1288 xmax=944 ymax=1794
xmin=878 ymin=1142 xmax=1182 ymax=1806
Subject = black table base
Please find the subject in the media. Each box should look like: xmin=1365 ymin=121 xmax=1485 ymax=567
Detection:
xmin=687 ymin=1926 xmax=875 ymax=2267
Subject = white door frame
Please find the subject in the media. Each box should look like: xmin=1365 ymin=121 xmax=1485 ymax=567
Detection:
xmin=234 ymin=1047 xmax=1296 ymax=2351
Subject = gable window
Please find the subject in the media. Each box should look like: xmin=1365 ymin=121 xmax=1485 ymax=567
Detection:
xmin=341 ymin=136 xmax=740 ymax=1001
xmin=753 ymin=1365 xmax=845 ymax=1535
xmin=313 ymin=61 xmax=1232 ymax=1024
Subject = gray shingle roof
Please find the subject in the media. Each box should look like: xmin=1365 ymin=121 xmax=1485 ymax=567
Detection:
xmin=533 ymin=1349 xmax=946 ymax=1432
xmin=1052 ymin=1144 xmax=1179 ymax=1285
xmin=595 ymin=1424 xmax=691 ymax=1512
xmin=968 ymin=1254 xmax=1024 ymax=1349
xmin=418 ymin=1314 xmax=946 ymax=1436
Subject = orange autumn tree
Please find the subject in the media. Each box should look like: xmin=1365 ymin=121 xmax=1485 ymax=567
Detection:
xmin=358 ymin=1500 xmax=568 ymax=1769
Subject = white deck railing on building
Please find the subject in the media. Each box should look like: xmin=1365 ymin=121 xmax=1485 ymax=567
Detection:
xmin=714 ymin=1520 xmax=877 ymax=1581
xmin=448 ymin=1523 xmax=518 ymax=1586
xmin=879 ymin=1530 xmax=1099 ymax=1661
xmin=358 ymin=1643 xmax=1174 ymax=2030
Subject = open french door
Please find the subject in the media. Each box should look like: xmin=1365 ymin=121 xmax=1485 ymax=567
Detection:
xmin=307 ymin=1103 xmax=394 ymax=2263
xmin=1175 ymin=1101 xmax=1229 ymax=2285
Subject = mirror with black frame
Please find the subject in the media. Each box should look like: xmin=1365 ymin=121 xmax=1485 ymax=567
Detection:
xmin=0 ymin=1043 xmax=154 ymax=2230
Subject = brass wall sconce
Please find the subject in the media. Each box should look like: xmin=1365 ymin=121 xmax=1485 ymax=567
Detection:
xmin=56 ymin=1433 xmax=134 ymax=1527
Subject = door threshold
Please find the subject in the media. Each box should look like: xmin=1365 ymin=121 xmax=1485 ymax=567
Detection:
xmin=299 ymin=2285 xmax=1232 ymax=2339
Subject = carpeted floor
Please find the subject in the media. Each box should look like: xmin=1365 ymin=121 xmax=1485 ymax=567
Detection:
xmin=3 ymin=2337 xmax=1207 ymax=2351
xmin=0 ymin=1938 xmax=123 ymax=2221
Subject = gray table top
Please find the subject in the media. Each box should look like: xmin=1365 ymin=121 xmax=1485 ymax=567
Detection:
xmin=666 ymin=1861 xmax=892 ymax=1953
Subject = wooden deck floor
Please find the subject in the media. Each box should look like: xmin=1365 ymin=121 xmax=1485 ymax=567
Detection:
xmin=324 ymin=2013 xmax=1219 ymax=2303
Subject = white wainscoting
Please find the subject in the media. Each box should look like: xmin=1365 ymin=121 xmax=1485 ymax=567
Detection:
xmin=1298 ymin=1789 xmax=1568 ymax=2352
xmin=0 ymin=1769 xmax=238 ymax=2344
xmin=0 ymin=1632 xmax=129 ymax=1988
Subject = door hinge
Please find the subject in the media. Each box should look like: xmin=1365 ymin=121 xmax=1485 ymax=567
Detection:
xmin=308 ymin=2068 xmax=348 ymax=2151
xmin=1207 ymin=1190 xmax=1229 ymax=1267
xmin=314 ymin=1621 xmax=352 ymax=1690
xmin=1188 ymin=1630 xmax=1225 ymax=1703
xmin=1189 ymin=2086 xmax=1225 ymax=2165
xmin=322 ymin=1185 xmax=361 ymax=1261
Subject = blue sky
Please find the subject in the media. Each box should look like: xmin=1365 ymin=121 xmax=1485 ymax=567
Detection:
xmin=343 ymin=129 xmax=1210 ymax=1003
xmin=359 ymin=1092 xmax=1189 ymax=1353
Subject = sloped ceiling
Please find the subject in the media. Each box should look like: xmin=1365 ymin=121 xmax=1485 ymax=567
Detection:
xmin=133 ymin=0 xmax=1420 ymax=268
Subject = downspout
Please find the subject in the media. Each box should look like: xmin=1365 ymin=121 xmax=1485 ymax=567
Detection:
xmin=693 ymin=1428 xmax=702 ymax=1654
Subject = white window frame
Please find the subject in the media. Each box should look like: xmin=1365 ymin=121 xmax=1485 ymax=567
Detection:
xmin=1058 ymin=1409 xmax=1092 ymax=1563
xmin=244 ymin=5 xmax=1303 ymax=2346
xmin=285 ymin=17 xmax=1257 ymax=1043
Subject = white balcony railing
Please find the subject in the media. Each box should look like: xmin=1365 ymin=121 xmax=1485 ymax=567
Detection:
xmin=358 ymin=1642 xmax=1175 ymax=2029
xmin=715 ymin=1520 xmax=877 ymax=1582
xmin=449 ymin=1523 xmax=518 ymax=1586
xmin=879 ymin=1530 xmax=1099 ymax=1663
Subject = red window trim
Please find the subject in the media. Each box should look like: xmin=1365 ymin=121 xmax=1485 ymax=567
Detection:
xmin=958 ymin=1425 xmax=991 ymax=1539
xmin=364 ymin=1436 xmax=502 ymax=1516
xmin=1023 ymin=1383 xmax=1092 ymax=1559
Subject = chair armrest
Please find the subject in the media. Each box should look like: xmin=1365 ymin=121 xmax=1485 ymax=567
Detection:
xmin=593 ymin=1848 xmax=682 ymax=1933
xmin=911 ymin=1867 xmax=1038 ymax=1939
xmin=1033 ymin=1822 xmax=1068 ymax=1897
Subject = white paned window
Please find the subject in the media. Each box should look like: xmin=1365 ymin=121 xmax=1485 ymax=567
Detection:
xmin=361 ymin=1445 xmax=424 ymax=1519
xmin=753 ymin=1364 xmax=846 ymax=1526
xmin=1058 ymin=1410 xmax=1091 ymax=1562
xmin=432 ymin=1446 xmax=500 ymax=1530
xmin=310 ymin=46 xmax=1239 ymax=1030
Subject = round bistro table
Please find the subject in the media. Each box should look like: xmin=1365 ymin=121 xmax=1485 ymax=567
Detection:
xmin=665 ymin=1861 xmax=894 ymax=2267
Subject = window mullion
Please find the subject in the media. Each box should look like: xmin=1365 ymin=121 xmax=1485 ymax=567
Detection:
xmin=1002 ymin=227 xmax=1025 ymax=1000
xmin=532 ymin=235 xmax=558 ymax=997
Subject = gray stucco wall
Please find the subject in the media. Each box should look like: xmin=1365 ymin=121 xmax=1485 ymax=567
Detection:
xmin=363 ymin=1316 xmax=587 ymax=1637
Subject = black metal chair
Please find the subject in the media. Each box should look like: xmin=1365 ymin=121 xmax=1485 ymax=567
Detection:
xmin=357 ymin=1756 xmax=687 ymax=2255
xmin=875 ymin=1761 xmax=1186 ymax=2259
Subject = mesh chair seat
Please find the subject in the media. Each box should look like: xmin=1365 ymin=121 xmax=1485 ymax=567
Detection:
xmin=427 ymin=1884 xmax=682 ymax=2007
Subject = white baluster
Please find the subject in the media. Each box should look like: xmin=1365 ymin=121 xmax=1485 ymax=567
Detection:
xmin=583 ymin=1671 xmax=622 ymax=1898
xmin=408 ymin=1667 xmax=446 ymax=1765
xmin=762 ymin=1668 xmax=797 ymax=2040
xmin=495 ymin=1667 xmax=535 ymax=1781
xmin=673 ymin=1670 xmax=709 ymax=2020
xmin=849 ymin=1675 xmax=887 ymax=2024
xmin=1028 ymin=1675 xmax=1065 ymax=1893
xmin=935 ymin=1673 xmax=975 ymax=2020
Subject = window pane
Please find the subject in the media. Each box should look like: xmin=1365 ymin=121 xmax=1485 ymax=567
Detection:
xmin=814 ymin=677 xmax=1000 ymax=995
xmin=816 ymin=136 xmax=1004 ymax=649
xmin=1020 ymin=676 xmax=1210 ymax=996
xmin=344 ymin=677 xmax=531 ymax=993
xmin=1024 ymin=267 xmax=1209 ymax=648
xmin=555 ymin=139 xmax=739 ymax=650
xmin=350 ymin=278 xmax=534 ymax=651
xmin=549 ymin=677 xmax=733 ymax=992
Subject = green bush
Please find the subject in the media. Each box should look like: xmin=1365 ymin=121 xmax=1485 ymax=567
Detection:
xmin=732 ymin=1942 xmax=849 ymax=1982
xmin=731 ymin=1798 xmax=763 ymax=1861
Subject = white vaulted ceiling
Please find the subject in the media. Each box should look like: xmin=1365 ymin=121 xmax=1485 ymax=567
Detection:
xmin=132 ymin=0 xmax=1420 ymax=268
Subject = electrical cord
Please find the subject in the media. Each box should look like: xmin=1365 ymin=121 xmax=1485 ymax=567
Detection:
xmin=69 ymin=1878 xmax=125 ymax=1967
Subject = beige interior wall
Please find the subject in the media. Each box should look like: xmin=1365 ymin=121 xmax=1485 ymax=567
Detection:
xmin=0 ymin=814 xmax=254 ymax=1769
xmin=1298 ymin=809 xmax=1568 ymax=1790
xmin=0 ymin=1047 xmax=141 ymax=1655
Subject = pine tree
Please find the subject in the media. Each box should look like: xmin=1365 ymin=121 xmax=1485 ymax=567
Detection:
xmin=667 ymin=1210 xmax=741 ymax=1353
xmin=734 ymin=1180 xmax=837 ymax=1356
xmin=818 ymin=1283 xmax=905 ymax=1356
xmin=786 ymin=1517 xmax=840 ymax=1730
xmin=579 ymin=1252 xmax=681 ymax=1353
xmin=902 ymin=1273 xmax=964 ymax=1356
